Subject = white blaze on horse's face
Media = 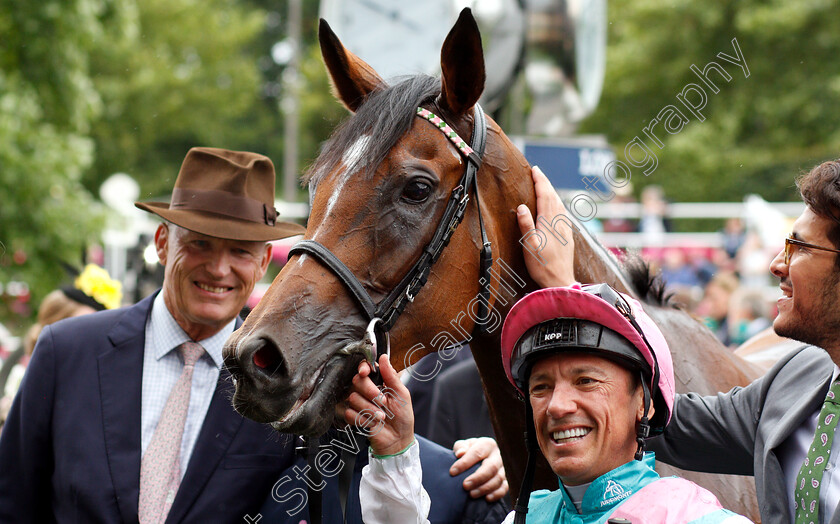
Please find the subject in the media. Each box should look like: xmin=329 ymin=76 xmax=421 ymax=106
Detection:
xmin=342 ymin=134 xmax=371 ymax=173
xmin=322 ymin=134 xmax=372 ymax=219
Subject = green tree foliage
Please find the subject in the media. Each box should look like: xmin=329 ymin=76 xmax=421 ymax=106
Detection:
xmin=0 ymin=0 xmax=124 ymax=324
xmin=85 ymin=0 xmax=270 ymax=200
xmin=246 ymin=0 xmax=347 ymax=186
xmin=580 ymin=0 xmax=840 ymax=203
xmin=1 ymin=0 xmax=327 ymax=325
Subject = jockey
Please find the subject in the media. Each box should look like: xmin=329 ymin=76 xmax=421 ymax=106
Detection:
xmin=349 ymin=282 xmax=754 ymax=523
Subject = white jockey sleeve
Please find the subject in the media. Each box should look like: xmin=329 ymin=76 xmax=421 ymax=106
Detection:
xmin=359 ymin=440 xmax=431 ymax=524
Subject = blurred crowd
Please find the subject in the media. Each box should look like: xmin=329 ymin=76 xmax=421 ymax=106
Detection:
xmin=588 ymin=183 xmax=780 ymax=350
xmin=639 ymin=215 xmax=777 ymax=349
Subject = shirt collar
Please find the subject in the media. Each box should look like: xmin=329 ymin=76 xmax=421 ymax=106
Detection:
xmin=149 ymin=291 xmax=235 ymax=369
xmin=562 ymin=452 xmax=659 ymax=514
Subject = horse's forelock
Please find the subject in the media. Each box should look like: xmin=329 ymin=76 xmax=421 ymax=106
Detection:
xmin=303 ymin=75 xmax=441 ymax=189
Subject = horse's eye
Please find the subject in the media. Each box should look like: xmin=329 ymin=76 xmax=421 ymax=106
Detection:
xmin=402 ymin=180 xmax=432 ymax=203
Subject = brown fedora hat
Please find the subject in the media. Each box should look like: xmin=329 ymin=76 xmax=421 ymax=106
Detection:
xmin=135 ymin=147 xmax=306 ymax=241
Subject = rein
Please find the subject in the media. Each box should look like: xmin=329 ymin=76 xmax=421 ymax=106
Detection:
xmin=289 ymin=104 xmax=492 ymax=373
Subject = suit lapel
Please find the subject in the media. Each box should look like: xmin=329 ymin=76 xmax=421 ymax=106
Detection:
xmin=165 ymin=367 xmax=243 ymax=522
xmin=762 ymin=364 xmax=833 ymax=518
xmin=98 ymin=304 xmax=246 ymax=523
xmin=98 ymin=295 xmax=156 ymax=524
xmin=766 ymin=372 xmax=831 ymax=451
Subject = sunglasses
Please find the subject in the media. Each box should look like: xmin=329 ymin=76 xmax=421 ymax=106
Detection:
xmin=784 ymin=234 xmax=840 ymax=264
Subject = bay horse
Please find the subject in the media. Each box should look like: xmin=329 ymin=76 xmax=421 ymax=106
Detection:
xmin=223 ymin=9 xmax=763 ymax=520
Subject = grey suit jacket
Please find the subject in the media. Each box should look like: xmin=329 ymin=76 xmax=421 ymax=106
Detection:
xmin=651 ymin=344 xmax=837 ymax=523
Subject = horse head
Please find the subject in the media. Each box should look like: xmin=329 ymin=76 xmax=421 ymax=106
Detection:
xmin=223 ymin=9 xmax=534 ymax=436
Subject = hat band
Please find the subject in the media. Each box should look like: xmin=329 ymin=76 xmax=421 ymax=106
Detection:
xmin=170 ymin=188 xmax=277 ymax=226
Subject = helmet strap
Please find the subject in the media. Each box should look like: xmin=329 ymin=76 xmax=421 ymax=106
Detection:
xmin=514 ymin=400 xmax=539 ymax=524
xmin=635 ymin=371 xmax=651 ymax=461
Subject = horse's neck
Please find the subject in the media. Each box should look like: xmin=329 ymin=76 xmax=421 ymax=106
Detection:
xmin=481 ymin=156 xmax=634 ymax=294
xmin=649 ymin=306 xmax=763 ymax=389
xmin=572 ymin=225 xmax=635 ymax=293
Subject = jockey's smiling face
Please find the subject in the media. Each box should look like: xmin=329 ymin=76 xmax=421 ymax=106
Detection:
xmin=528 ymin=353 xmax=651 ymax=486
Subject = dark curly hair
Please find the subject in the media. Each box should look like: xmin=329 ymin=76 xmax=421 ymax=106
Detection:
xmin=796 ymin=159 xmax=840 ymax=269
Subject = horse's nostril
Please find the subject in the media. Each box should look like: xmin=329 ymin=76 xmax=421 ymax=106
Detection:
xmin=252 ymin=340 xmax=286 ymax=376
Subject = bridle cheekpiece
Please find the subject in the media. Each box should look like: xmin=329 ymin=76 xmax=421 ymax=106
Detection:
xmin=289 ymin=104 xmax=492 ymax=376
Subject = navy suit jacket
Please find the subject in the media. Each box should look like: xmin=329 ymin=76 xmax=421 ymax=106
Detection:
xmin=428 ymin=356 xmax=495 ymax=450
xmin=0 ymin=293 xmax=295 ymax=523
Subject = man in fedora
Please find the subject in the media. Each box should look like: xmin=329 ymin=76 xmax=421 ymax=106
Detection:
xmin=0 ymin=147 xmax=306 ymax=522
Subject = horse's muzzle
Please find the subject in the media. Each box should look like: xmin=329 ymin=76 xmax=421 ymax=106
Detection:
xmin=224 ymin=335 xmax=295 ymax=424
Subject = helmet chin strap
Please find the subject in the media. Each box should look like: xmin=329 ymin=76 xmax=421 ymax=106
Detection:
xmin=513 ymin=400 xmax=539 ymax=524
xmin=635 ymin=371 xmax=652 ymax=461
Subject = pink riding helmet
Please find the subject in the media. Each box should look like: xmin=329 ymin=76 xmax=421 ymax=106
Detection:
xmin=500 ymin=283 xmax=675 ymax=433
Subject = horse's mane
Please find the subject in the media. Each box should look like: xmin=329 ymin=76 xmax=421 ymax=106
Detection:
xmin=623 ymin=254 xmax=680 ymax=309
xmin=303 ymin=75 xmax=440 ymax=187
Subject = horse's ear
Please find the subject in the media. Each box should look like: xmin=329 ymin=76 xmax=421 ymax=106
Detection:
xmin=438 ymin=8 xmax=485 ymax=117
xmin=319 ymin=19 xmax=385 ymax=112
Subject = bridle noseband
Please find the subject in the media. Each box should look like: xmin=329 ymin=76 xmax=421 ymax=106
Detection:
xmin=288 ymin=104 xmax=492 ymax=373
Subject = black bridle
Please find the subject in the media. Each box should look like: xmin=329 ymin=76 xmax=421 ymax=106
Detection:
xmin=288 ymin=104 xmax=492 ymax=372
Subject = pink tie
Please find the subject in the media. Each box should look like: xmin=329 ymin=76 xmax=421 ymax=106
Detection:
xmin=138 ymin=342 xmax=204 ymax=524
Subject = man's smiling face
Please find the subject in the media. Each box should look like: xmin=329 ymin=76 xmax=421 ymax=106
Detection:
xmin=770 ymin=206 xmax=840 ymax=353
xmin=528 ymin=352 xmax=647 ymax=486
xmin=156 ymin=223 xmax=271 ymax=341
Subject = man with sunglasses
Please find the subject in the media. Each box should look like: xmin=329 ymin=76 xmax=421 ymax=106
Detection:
xmin=636 ymin=160 xmax=840 ymax=524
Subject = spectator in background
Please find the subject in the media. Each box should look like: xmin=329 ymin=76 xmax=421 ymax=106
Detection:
xmin=638 ymin=185 xmax=672 ymax=246
xmin=727 ymin=287 xmax=772 ymax=346
xmin=659 ymin=247 xmax=702 ymax=290
xmin=23 ymin=264 xmax=123 ymax=354
xmin=694 ymin=271 xmax=740 ymax=347
xmin=602 ymin=183 xmax=637 ymax=234
xmin=721 ymin=217 xmax=747 ymax=260
xmin=736 ymin=230 xmax=773 ymax=288
xmin=1 ymin=264 xmax=122 ymax=430
xmin=684 ymin=246 xmax=719 ymax=287
xmin=709 ymin=246 xmax=738 ymax=276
